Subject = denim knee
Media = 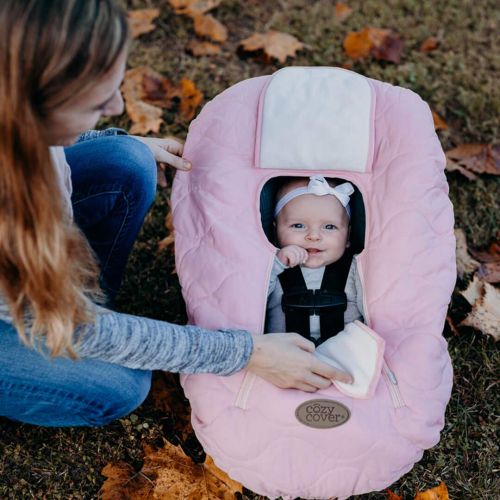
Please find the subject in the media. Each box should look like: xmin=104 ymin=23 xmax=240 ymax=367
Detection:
xmin=106 ymin=136 xmax=157 ymax=210
xmin=83 ymin=368 xmax=152 ymax=427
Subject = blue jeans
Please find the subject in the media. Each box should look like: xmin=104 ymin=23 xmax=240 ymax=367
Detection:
xmin=0 ymin=136 xmax=156 ymax=426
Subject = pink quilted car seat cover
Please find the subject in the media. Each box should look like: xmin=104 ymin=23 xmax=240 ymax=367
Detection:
xmin=172 ymin=67 xmax=455 ymax=500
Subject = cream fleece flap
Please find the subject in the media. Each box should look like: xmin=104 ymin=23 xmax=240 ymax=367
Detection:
xmin=314 ymin=321 xmax=385 ymax=399
xmin=259 ymin=67 xmax=372 ymax=172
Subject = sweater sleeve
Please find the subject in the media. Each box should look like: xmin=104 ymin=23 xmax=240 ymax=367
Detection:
xmin=267 ymin=256 xmax=288 ymax=298
xmin=344 ymin=257 xmax=364 ymax=324
xmin=73 ymin=306 xmax=254 ymax=375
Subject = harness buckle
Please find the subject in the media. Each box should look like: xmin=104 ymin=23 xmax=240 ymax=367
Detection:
xmin=282 ymin=289 xmax=347 ymax=316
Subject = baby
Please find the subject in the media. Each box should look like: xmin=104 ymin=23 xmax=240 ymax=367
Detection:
xmin=266 ymin=175 xmax=364 ymax=343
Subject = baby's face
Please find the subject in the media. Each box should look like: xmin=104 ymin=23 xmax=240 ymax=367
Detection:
xmin=276 ymin=193 xmax=350 ymax=269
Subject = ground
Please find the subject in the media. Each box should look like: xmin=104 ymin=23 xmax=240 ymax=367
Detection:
xmin=0 ymin=0 xmax=499 ymax=499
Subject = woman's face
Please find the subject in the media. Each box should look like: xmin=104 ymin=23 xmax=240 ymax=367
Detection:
xmin=42 ymin=49 xmax=128 ymax=146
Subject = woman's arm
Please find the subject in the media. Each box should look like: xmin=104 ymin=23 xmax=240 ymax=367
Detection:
xmin=75 ymin=306 xmax=252 ymax=375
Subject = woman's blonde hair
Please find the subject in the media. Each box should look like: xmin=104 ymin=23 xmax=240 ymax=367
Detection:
xmin=0 ymin=0 xmax=129 ymax=356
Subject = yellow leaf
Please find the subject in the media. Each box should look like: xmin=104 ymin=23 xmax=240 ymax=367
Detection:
xmin=176 ymin=78 xmax=203 ymax=121
xmin=432 ymin=110 xmax=448 ymax=130
xmin=414 ymin=481 xmax=449 ymax=500
xmin=344 ymin=27 xmax=403 ymax=63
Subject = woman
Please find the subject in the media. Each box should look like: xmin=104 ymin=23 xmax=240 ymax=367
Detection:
xmin=0 ymin=0 xmax=349 ymax=427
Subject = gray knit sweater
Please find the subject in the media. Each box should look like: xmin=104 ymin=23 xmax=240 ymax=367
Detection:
xmin=0 ymin=130 xmax=253 ymax=375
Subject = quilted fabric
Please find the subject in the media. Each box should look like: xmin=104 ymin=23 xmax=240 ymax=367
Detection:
xmin=172 ymin=68 xmax=455 ymax=500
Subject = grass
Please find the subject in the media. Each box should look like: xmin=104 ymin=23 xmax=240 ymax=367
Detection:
xmin=1 ymin=0 xmax=499 ymax=498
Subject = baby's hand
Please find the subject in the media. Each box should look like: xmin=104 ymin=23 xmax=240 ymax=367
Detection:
xmin=277 ymin=245 xmax=308 ymax=267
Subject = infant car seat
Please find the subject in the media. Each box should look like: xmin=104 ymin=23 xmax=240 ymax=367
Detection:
xmin=172 ymin=67 xmax=455 ymax=499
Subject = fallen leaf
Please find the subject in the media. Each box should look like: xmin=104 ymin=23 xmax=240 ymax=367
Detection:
xmin=334 ymin=3 xmax=353 ymax=21
xmin=159 ymin=211 xmax=175 ymax=250
xmin=446 ymin=143 xmax=500 ymax=177
xmin=192 ymin=12 xmax=228 ymax=42
xmin=169 ymin=0 xmax=222 ymax=15
xmin=420 ymin=36 xmax=440 ymax=52
xmin=386 ymin=489 xmax=403 ymax=500
xmin=121 ymin=67 xmax=167 ymax=134
xmin=446 ymin=315 xmax=459 ymax=336
xmin=455 ymin=228 xmax=480 ymax=277
xmin=187 ymin=39 xmax=222 ymax=56
xmin=100 ymin=442 xmax=243 ymax=500
xmin=445 ymin=159 xmax=478 ymax=181
xmin=142 ymin=443 xmax=243 ymax=499
xmin=460 ymin=281 xmax=500 ymax=340
xmin=343 ymin=27 xmax=403 ymax=63
xmin=175 ymin=78 xmax=203 ymax=121
xmin=477 ymin=261 xmax=500 ymax=283
xmin=469 ymin=236 xmax=500 ymax=263
xmin=239 ymin=30 xmax=306 ymax=63
xmin=100 ymin=462 xmax=152 ymax=500
xmin=414 ymin=481 xmax=449 ymax=500
xmin=432 ymin=110 xmax=448 ymax=130
xmin=128 ymin=8 xmax=160 ymax=39
xmin=460 ymin=274 xmax=484 ymax=306
xmin=149 ymin=372 xmax=191 ymax=443
xmin=470 ymin=235 xmax=500 ymax=283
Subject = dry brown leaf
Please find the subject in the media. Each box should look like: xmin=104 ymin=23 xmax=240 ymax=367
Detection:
xmin=445 ymin=158 xmax=478 ymax=180
xmin=432 ymin=110 xmax=448 ymax=130
xmin=159 ymin=211 xmax=175 ymax=250
xmin=121 ymin=67 xmax=166 ymax=135
xmin=446 ymin=143 xmax=500 ymax=177
xmin=477 ymin=261 xmax=500 ymax=283
xmin=469 ymin=236 xmax=500 ymax=263
xmin=150 ymin=373 xmax=192 ymax=441
xmin=192 ymin=12 xmax=228 ymax=42
xmin=414 ymin=481 xmax=449 ymax=500
xmin=343 ymin=27 xmax=403 ymax=63
xmin=174 ymin=78 xmax=203 ymax=121
xmin=128 ymin=8 xmax=160 ymax=39
xmin=386 ymin=489 xmax=403 ymax=500
xmin=470 ymin=236 xmax=500 ymax=283
xmin=460 ymin=281 xmax=500 ymax=340
xmin=446 ymin=315 xmax=459 ymax=336
xmin=100 ymin=462 xmax=152 ymax=500
xmin=169 ymin=0 xmax=222 ymax=15
xmin=239 ymin=30 xmax=306 ymax=63
xmin=420 ymin=36 xmax=440 ymax=52
xmin=460 ymin=274 xmax=484 ymax=306
xmin=455 ymin=228 xmax=480 ymax=277
xmin=334 ymin=3 xmax=353 ymax=21
xmin=143 ymin=443 xmax=243 ymax=500
xmin=187 ymin=39 xmax=222 ymax=56
xmin=101 ymin=443 xmax=242 ymax=499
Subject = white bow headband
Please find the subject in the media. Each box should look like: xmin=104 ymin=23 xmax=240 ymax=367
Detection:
xmin=274 ymin=175 xmax=354 ymax=218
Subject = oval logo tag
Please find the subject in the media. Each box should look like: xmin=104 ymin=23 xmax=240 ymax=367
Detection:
xmin=295 ymin=399 xmax=351 ymax=429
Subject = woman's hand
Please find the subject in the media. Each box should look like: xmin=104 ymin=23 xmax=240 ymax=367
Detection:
xmin=132 ymin=136 xmax=191 ymax=187
xmin=246 ymin=333 xmax=353 ymax=392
